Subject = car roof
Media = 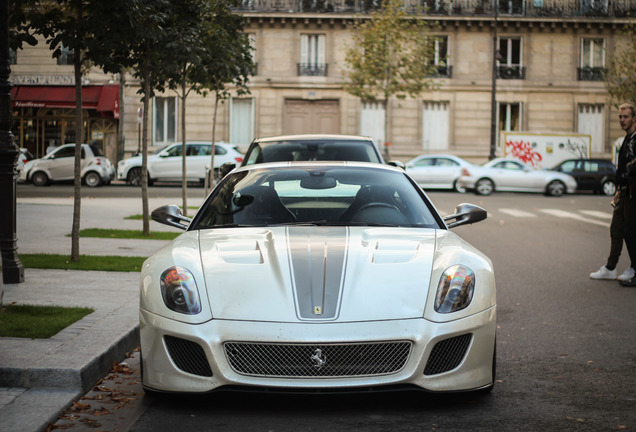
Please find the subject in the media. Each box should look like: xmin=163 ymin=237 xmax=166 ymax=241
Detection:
xmin=253 ymin=134 xmax=375 ymax=143
xmin=232 ymin=160 xmax=403 ymax=173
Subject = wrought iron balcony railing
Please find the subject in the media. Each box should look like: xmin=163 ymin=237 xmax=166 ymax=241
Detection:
xmin=497 ymin=65 xmax=526 ymax=79
xmin=577 ymin=66 xmax=607 ymax=81
xmin=297 ymin=63 xmax=329 ymax=76
xmin=430 ymin=65 xmax=453 ymax=78
xmin=235 ymin=0 xmax=636 ymax=18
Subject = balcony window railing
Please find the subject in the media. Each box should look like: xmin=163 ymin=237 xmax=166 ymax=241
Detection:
xmin=298 ymin=63 xmax=329 ymax=76
xmin=431 ymin=65 xmax=453 ymax=78
xmin=497 ymin=65 xmax=526 ymax=79
xmin=577 ymin=67 xmax=606 ymax=81
xmin=233 ymin=0 xmax=636 ymax=18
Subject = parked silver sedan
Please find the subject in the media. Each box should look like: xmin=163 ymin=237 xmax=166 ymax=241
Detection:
xmin=458 ymin=157 xmax=577 ymax=196
xmin=404 ymin=154 xmax=473 ymax=192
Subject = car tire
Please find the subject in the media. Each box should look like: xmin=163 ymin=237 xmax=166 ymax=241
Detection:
xmin=546 ymin=180 xmax=565 ymax=197
xmin=84 ymin=171 xmax=102 ymax=188
xmin=602 ymin=180 xmax=616 ymax=196
xmin=31 ymin=171 xmax=49 ymax=187
xmin=453 ymin=179 xmax=466 ymax=193
xmin=127 ymin=167 xmax=143 ymax=186
xmin=475 ymin=178 xmax=494 ymax=195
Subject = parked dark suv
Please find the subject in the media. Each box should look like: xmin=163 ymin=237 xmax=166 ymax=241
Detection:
xmin=551 ymin=158 xmax=616 ymax=196
xmin=219 ymin=134 xmax=403 ymax=178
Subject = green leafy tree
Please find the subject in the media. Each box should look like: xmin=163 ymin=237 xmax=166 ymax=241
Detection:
xmin=13 ymin=0 xmax=137 ymax=260
xmin=162 ymin=0 xmax=215 ymax=215
xmin=191 ymin=0 xmax=253 ymax=193
xmin=343 ymin=0 xmax=439 ymax=156
xmin=606 ymin=22 xmax=636 ymax=106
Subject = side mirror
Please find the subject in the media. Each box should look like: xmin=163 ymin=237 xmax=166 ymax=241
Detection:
xmin=219 ymin=162 xmax=236 ymax=179
xmin=443 ymin=203 xmax=487 ymax=228
xmin=387 ymin=160 xmax=405 ymax=170
xmin=151 ymin=205 xmax=191 ymax=230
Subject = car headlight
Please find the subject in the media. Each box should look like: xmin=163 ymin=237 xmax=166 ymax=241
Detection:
xmin=434 ymin=265 xmax=475 ymax=313
xmin=160 ymin=266 xmax=202 ymax=314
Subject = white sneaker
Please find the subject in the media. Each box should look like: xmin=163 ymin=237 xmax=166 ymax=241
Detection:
xmin=617 ymin=267 xmax=635 ymax=281
xmin=589 ymin=266 xmax=617 ymax=280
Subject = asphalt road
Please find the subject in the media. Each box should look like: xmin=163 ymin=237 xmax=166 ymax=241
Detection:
xmin=38 ymin=188 xmax=636 ymax=432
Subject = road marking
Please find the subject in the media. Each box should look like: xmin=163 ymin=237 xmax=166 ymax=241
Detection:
xmin=579 ymin=210 xmax=612 ymax=219
xmin=498 ymin=208 xmax=537 ymax=218
xmin=539 ymin=209 xmax=610 ymax=227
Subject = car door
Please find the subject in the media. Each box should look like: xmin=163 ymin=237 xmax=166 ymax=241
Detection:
xmin=47 ymin=145 xmax=77 ymax=181
xmin=432 ymin=157 xmax=461 ymax=188
xmin=149 ymin=144 xmax=182 ymax=180
xmin=186 ymin=143 xmax=212 ymax=180
xmin=406 ymin=157 xmax=435 ymax=187
xmin=491 ymin=161 xmax=535 ymax=190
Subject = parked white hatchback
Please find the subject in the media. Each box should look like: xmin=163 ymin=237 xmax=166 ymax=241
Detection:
xmin=458 ymin=157 xmax=578 ymax=196
xmin=117 ymin=142 xmax=243 ymax=186
xmin=19 ymin=143 xmax=115 ymax=187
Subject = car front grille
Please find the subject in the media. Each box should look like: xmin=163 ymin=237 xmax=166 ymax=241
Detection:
xmin=164 ymin=335 xmax=213 ymax=377
xmin=224 ymin=341 xmax=412 ymax=378
xmin=423 ymin=333 xmax=472 ymax=376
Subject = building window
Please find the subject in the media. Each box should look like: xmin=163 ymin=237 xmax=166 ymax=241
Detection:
xmin=230 ymin=98 xmax=254 ymax=146
xmin=497 ymin=37 xmax=524 ymax=79
xmin=153 ymin=97 xmax=177 ymax=145
xmin=360 ymin=101 xmax=385 ymax=149
xmin=578 ymin=38 xmax=606 ymax=81
xmin=580 ymin=0 xmax=608 ymax=15
xmin=498 ymin=0 xmax=525 ymax=14
xmin=57 ymin=45 xmax=74 ymax=66
xmin=422 ymin=101 xmax=450 ymax=151
xmin=499 ymin=102 xmax=522 ymax=135
xmin=430 ymin=36 xmax=451 ymax=78
xmin=578 ymin=104 xmax=604 ymax=153
xmin=299 ymin=34 xmax=327 ymax=76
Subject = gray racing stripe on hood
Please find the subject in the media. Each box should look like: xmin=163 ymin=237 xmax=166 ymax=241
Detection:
xmin=287 ymin=226 xmax=348 ymax=320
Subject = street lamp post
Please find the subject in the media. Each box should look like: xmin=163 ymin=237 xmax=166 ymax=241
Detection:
xmin=489 ymin=0 xmax=498 ymax=161
xmin=0 ymin=0 xmax=25 ymax=285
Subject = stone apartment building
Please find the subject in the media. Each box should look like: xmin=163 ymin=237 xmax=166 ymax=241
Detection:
xmin=9 ymin=0 xmax=636 ymax=166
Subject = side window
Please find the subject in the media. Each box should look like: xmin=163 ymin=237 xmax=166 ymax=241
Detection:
xmin=215 ymin=146 xmax=228 ymax=156
xmin=165 ymin=145 xmax=181 ymax=157
xmin=414 ymin=158 xmax=434 ymax=167
xmin=560 ymin=161 xmax=576 ymax=172
xmin=54 ymin=147 xmax=75 ymax=158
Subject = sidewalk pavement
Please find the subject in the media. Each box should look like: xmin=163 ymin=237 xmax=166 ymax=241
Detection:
xmin=0 ymin=196 xmax=201 ymax=432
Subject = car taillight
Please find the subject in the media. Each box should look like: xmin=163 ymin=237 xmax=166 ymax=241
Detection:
xmin=461 ymin=168 xmax=470 ymax=176
xmin=235 ymin=157 xmax=243 ymax=163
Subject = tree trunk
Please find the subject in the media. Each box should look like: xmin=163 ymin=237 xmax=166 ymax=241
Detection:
xmin=141 ymin=58 xmax=151 ymax=235
xmin=70 ymin=3 xmax=84 ymax=262
xmin=180 ymin=78 xmax=188 ymax=216
xmin=207 ymin=92 xmax=219 ymax=194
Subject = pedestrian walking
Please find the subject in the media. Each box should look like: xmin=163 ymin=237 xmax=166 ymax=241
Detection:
xmin=609 ymin=103 xmax=636 ymax=287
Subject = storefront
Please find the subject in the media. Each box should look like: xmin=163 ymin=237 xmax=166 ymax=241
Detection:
xmin=10 ymin=85 xmax=120 ymax=162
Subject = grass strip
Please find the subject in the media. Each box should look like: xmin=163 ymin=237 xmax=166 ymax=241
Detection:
xmin=20 ymin=253 xmax=146 ymax=272
xmin=0 ymin=304 xmax=94 ymax=339
xmin=74 ymin=228 xmax=179 ymax=241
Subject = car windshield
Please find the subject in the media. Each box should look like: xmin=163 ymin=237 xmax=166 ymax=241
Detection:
xmin=191 ymin=165 xmax=442 ymax=229
xmin=244 ymin=139 xmax=382 ymax=165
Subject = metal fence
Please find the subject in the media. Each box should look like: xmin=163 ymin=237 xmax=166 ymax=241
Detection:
xmin=234 ymin=0 xmax=636 ymax=18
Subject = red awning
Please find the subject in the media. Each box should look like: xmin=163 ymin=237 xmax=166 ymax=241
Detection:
xmin=11 ymin=85 xmax=119 ymax=118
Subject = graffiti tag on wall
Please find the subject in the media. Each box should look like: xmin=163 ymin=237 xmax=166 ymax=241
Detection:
xmin=505 ymin=140 xmax=543 ymax=167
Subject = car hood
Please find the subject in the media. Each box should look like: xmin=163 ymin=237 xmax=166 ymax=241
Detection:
xmin=195 ymin=226 xmax=437 ymax=323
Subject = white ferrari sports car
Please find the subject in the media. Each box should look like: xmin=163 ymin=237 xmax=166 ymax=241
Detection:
xmin=141 ymin=161 xmax=496 ymax=394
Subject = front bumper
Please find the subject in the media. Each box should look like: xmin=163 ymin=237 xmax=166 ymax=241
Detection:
xmin=140 ymin=307 xmax=496 ymax=394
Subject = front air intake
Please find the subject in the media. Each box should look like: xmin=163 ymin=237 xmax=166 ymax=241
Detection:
xmin=424 ymin=334 xmax=472 ymax=376
xmin=164 ymin=335 xmax=213 ymax=377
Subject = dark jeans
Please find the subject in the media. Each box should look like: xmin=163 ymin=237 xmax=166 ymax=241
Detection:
xmin=624 ymin=191 xmax=636 ymax=272
xmin=607 ymin=193 xmax=629 ymax=269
